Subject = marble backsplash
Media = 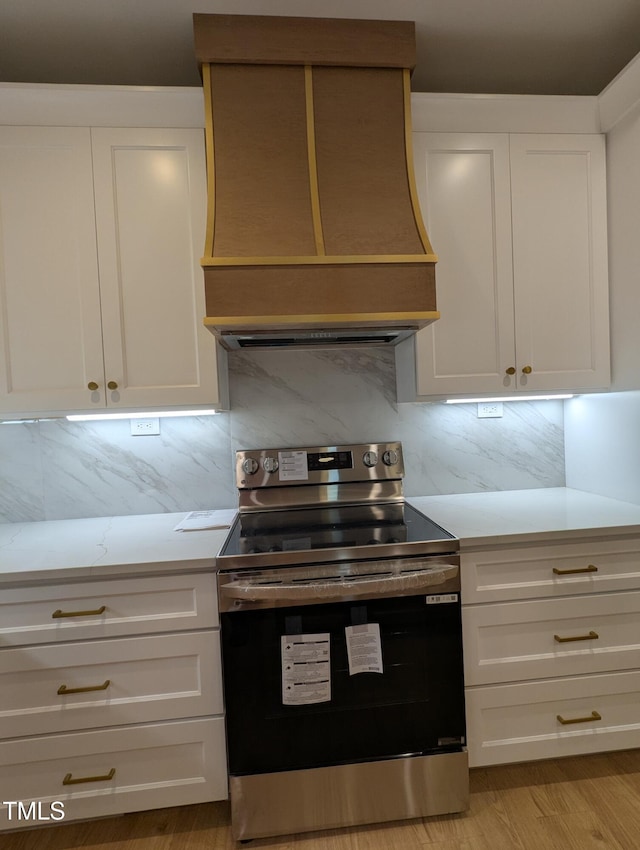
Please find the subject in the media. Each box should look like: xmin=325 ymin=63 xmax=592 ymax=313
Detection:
xmin=0 ymin=349 xmax=565 ymax=523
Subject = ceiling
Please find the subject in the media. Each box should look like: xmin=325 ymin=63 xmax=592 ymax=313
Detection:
xmin=2 ymin=0 xmax=640 ymax=96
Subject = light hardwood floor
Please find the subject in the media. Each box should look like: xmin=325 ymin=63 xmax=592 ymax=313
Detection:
xmin=5 ymin=750 xmax=640 ymax=850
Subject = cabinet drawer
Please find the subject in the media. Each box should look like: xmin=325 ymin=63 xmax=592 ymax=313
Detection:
xmin=0 ymin=631 xmax=223 ymax=738
xmin=463 ymin=590 xmax=640 ymax=685
xmin=0 ymin=572 xmax=218 ymax=646
xmin=0 ymin=717 xmax=227 ymax=830
xmin=461 ymin=538 xmax=640 ymax=604
xmin=466 ymin=670 xmax=640 ymax=767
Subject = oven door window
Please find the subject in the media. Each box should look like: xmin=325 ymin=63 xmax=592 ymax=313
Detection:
xmin=221 ymin=594 xmax=466 ymax=775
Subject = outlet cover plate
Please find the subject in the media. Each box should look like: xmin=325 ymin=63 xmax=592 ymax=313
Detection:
xmin=477 ymin=402 xmax=503 ymax=418
xmin=130 ymin=417 xmax=160 ymax=436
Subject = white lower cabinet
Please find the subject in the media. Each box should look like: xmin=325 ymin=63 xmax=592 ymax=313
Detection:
xmin=0 ymin=571 xmax=227 ymax=830
xmin=0 ymin=718 xmax=227 ymax=825
xmin=462 ymin=536 xmax=640 ymax=767
xmin=466 ymin=671 xmax=640 ymax=766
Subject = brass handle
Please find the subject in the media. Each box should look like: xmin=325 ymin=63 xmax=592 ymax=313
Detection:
xmin=522 ymin=365 xmax=532 ymax=374
xmin=554 ymin=630 xmax=599 ymax=643
xmin=62 ymin=767 xmax=116 ymax=786
xmin=557 ymin=711 xmax=601 ymax=725
xmin=553 ymin=564 xmax=598 ymax=576
xmin=58 ymin=679 xmax=110 ymax=696
xmin=107 ymin=381 xmax=118 ymax=390
xmin=505 ymin=367 xmax=516 ymax=375
xmin=87 ymin=381 xmax=99 ymax=391
xmin=52 ymin=605 xmax=106 ymax=619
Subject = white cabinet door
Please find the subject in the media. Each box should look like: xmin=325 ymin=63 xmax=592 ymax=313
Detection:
xmin=399 ymin=132 xmax=610 ymax=400
xmin=409 ymin=133 xmax=516 ymax=397
xmin=510 ymin=134 xmax=610 ymax=392
xmin=0 ymin=717 xmax=228 ymax=827
xmin=0 ymin=127 xmax=105 ymax=414
xmin=91 ymin=128 xmax=225 ymax=409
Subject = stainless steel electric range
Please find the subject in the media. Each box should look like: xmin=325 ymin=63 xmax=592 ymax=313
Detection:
xmin=216 ymin=442 xmax=468 ymax=841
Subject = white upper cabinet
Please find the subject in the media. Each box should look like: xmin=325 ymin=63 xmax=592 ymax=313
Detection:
xmin=0 ymin=127 xmax=104 ymax=414
xmin=509 ymin=134 xmax=610 ymax=393
xmin=91 ymin=128 xmax=225 ymax=411
xmin=0 ymin=125 xmax=227 ymax=417
xmin=397 ymin=132 xmax=610 ymax=400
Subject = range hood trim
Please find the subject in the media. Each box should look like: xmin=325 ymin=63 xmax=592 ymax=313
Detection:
xmin=204 ymin=311 xmax=440 ymax=329
xmin=200 ymin=254 xmax=438 ymax=266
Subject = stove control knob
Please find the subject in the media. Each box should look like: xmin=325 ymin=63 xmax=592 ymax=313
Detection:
xmin=382 ymin=449 xmax=399 ymax=466
xmin=363 ymin=450 xmax=378 ymax=467
xmin=242 ymin=457 xmax=259 ymax=475
xmin=263 ymin=456 xmax=279 ymax=474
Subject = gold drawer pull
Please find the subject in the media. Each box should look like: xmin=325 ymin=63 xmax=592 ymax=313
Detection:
xmin=62 ymin=767 xmax=116 ymax=786
xmin=557 ymin=710 xmax=602 ymax=725
xmin=57 ymin=679 xmax=110 ymax=696
xmin=553 ymin=564 xmax=598 ymax=576
xmin=52 ymin=605 xmax=106 ymax=619
xmin=554 ymin=630 xmax=599 ymax=643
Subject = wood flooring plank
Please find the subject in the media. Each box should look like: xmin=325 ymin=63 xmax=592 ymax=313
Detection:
xmin=512 ymin=809 xmax=625 ymax=850
xmin=487 ymin=758 xmax=593 ymax=819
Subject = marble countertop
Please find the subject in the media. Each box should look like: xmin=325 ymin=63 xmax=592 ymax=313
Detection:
xmin=0 ymin=511 xmax=234 ymax=585
xmin=3 ymin=488 xmax=640 ymax=585
xmin=409 ymin=487 xmax=640 ymax=548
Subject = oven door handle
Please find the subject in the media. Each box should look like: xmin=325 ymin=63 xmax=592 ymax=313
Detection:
xmin=220 ymin=565 xmax=458 ymax=602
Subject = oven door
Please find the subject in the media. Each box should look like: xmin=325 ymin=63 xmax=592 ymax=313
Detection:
xmin=218 ymin=556 xmax=465 ymax=777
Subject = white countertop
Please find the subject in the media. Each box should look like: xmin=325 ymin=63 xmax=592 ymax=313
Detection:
xmin=0 ymin=510 xmax=234 ymax=585
xmin=3 ymin=489 xmax=640 ymax=585
xmin=409 ymin=487 xmax=640 ymax=548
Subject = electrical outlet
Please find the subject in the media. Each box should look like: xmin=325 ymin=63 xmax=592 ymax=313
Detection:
xmin=130 ymin=417 xmax=160 ymax=436
xmin=477 ymin=402 xmax=503 ymax=419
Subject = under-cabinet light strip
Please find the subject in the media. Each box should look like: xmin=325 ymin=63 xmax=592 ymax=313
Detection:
xmin=445 ymin=395 xmax=574 ymax=403
xmin=66 ymin=410 xmax=220 ymax=421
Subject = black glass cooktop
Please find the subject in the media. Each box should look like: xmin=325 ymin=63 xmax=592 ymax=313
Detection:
xmin=219 ymin=501 xmax=456 ymax=563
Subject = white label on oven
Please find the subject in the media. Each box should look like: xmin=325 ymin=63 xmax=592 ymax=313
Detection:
xmin=426 ymin=593 xmax=459 ymax=604
xmin=345 ymin=623 xmax=383 ymax=675
xmin=278 ymin=450 xmax=308 ymax=481
xmin=281 ymin=633 xmax=331 ymax=705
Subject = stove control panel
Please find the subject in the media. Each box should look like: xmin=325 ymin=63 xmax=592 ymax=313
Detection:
xmin=236 ymin=442 xmax=404 ymax=488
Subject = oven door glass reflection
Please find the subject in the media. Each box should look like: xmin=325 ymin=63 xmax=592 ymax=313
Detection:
xmin=221 ymin=593 xmax=466 ymax=776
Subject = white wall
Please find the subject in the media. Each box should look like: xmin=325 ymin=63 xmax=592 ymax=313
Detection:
xmin=563 ymin=65 xmax=640 ymax=503
xmin=565 ymin=392 xmax=640 ymax=504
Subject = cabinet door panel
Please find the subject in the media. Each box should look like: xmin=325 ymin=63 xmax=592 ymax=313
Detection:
xmin=0 ymin=572 xmax=218 ymax=647
xmin=0 ymin=717 xmax=227 ymax=828
xmin=462 ymin=538 xmax=640 ymax=603
xmin=463 ymin=590 xmax=640 ymax=685
xmin=409 ymin=133 xmax=515 ymax=397
xmin=510 ymin=134 xmax=610 ymax=391
xmin=0 ymin=127 xmax=104 ymax=414
xmin=1 ymin=631 xmax=223 ymax=738
xmin=467 ymin=670 xmax=640 ymax=767
xmin=91 ymin=128 xmax=224 ymax=409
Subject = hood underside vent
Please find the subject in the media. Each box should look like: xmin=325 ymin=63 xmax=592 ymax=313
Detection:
xmin=193 ymin=14 xmax=439 ymax=351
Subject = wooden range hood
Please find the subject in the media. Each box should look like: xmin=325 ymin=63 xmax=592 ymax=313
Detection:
xmin=193 ymin=14 xmax=439 ymax=350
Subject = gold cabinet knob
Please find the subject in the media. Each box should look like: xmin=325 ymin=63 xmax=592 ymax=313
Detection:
xmin=87 ymin=381 xmax=99 ymax=391
xmin=107 ymin=381 xmax=118 ymax=390
xmin=522 ymin=365 xmax=532 ymax=374
xmin=505 ymin=367 xmax=516 ymax=376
